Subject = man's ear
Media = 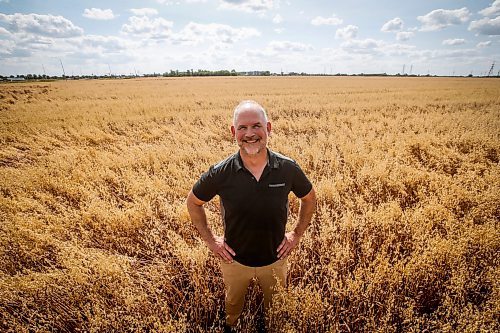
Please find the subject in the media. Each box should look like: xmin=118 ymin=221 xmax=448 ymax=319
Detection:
xmin=267 ymin=122 xmax=272 ymax=136
xmin=231 ymin=125 xmax=236 ymax=138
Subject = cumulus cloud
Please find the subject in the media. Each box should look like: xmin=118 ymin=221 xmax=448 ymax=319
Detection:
xmin=396 ymin=31 xmax=414 ymax=41
xmin=121 ymin=16 xmax=174 ymax=38
xmin=479 ymin=0 xmax=500 ymax=17
xmin=0 ymin=13 xmax=83 ymax=37
xmin=476 ymin=41 xmax=492 ymax=47
xmin=417 ymin=7 xmax=470 ymax=31
xmin=311 ymin=14 xmax=343 ymax=26
xmin=269 ymin=40 xmax=312 ymax=52
xmin=381 ymin=17 xmax=404 ymax=32
xmin=130 ymin=8 xmax=159 ymax=16
xmin=273 ymin=14 xmax=283 ymax=24
xmin=442 ymin=38 xmax=466 ymax=45
xmin=175 ymin=22 xmax=260 ymax=44
xmin=218 ymin=0 xmax=278 ymax=13
xmin=469 ymin=16 xmax=500 ymax=35
xmin=335 ymin=25 xmax=358 ymax=40
xmin=83 ymin=8 xmax=115 ymax=20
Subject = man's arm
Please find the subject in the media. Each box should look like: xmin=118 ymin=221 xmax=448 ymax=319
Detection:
xmin=277 ymin=188 xmax=316 ymax=259
xmin=186 ymin=190 xmax=235 ymax=263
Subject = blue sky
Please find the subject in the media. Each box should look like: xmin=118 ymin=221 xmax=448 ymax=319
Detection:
xmin=0 ymin=0 xmax=499 ymax=76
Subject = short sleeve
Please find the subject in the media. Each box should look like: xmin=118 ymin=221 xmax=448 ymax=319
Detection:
xmin=192 ymin=166 xmax=219 ymax=202
xmin=291 ymin=163 xmax=313 ymax=198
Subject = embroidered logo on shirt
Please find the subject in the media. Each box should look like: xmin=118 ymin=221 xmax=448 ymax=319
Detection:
xmin=269 ymin=183 xmax=286 ymax=188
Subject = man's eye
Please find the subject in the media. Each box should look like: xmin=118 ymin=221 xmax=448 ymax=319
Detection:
xmin=253 ymin=125 xmax=261 ymax=129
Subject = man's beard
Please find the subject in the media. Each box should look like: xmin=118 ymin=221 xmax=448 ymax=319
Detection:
xmin=239 ymin=138 xmax=266 ymax=156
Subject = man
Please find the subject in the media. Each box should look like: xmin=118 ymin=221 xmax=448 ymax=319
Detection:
xmin=186 ymin=100 xmax=316 ymax=332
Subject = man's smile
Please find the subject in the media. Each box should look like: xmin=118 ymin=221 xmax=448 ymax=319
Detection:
xmin=243 ymin=138 xmax=260 ymax=143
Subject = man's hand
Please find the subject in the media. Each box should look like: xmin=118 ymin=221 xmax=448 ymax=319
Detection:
xmin=208 ymin=236 xmax=236 ymax=263
xmin=187 ymin=190 xmax=236 ymax=264
xmin=277 ymin=188 xmax=316 ymax=259
xmin=277 ymin=231 xmax=300 ymax=259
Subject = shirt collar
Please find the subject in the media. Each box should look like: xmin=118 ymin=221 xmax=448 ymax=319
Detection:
xmin=234 ymin=149 xmax=279 ymax=171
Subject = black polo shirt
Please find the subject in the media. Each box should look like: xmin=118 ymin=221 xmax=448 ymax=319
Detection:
xmin=192 ymin=149 xmax=312 ymax=267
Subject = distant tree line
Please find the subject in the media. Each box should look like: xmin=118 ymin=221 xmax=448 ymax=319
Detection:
xmin=157 ymin=69 xmax=239 ymax=77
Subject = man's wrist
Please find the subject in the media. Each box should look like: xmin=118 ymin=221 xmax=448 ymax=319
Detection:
xmin=291 ymin=229 xmax=303 ymax=238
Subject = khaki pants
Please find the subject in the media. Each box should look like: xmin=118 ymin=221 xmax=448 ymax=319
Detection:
xmin=220 ymin=259 xmax=287 ymax=327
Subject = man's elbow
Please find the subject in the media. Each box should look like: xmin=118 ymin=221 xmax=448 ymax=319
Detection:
xmin=300 ymin=188 xmax=316 ymax=208
xmin=186 ymin=189 xmax=206 ymax=208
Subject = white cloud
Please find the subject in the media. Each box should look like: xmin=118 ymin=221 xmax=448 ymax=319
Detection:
xmin=82 ymin=8 xmax=116 ymax=20
xmin=479 ymin=0 xmax=500 ymax=17
xmin=274 ymin=28 xmax=284 ymax=34
xmin=0 ymin=13 xmax=83 ymax=37
xmin=382 ymin=43 xmax=417 ymax=57
xmin=273 ymin=14 xmax=283 ymax=24
xmin=341 ymin=38 xmax=380 ymax=49
xmin=417 ymin=7 xmax=470 ymax=31
xmin=130 ymin=8 xmax=159 ymax=16
xmin=175 ymin=22 xmax=260 ymax=44
xmin=269 ymin=40 xmax=312 ymax=52
xmin=0 ymin=27 xmax=10 ymax=35
xmin=469 ymin=16 xmax=500 ymax=35
xmin=476 ymin=41 xmax=492 ymax=47
xmin=442 ymin=38 xmax=466 ymax=45
xmin=121 ymin=16 xmax=174 ymax=39
xmin=77 ymin=35 xmax=130 ymax=51
xmin=311 ymin=14 xmax=343 ymax=26
xmin=218 ymin=0 xmax=278 ymax=13
xmin=396 ymin=31 xmax=414 ymax=41
xmin=381 ymin=17 xmax=404 ymax=32
xmin=335 ymin=25 xmax=358 ymax=40
xmin=0 ymin=39 xmax=15 ymax=54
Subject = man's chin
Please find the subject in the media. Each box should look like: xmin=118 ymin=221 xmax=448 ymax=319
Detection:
xmin=241 ymin=146 xmax=263 ymax=156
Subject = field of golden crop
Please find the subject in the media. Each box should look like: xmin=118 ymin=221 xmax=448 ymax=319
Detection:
xmin=0 ymin=76 xmax=499 ymax=332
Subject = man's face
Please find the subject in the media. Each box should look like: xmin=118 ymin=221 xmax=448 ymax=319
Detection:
xmin=231 ymin=106 xmax=271 ymax=157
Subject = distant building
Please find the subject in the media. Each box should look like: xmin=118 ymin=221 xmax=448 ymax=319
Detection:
xmin=7 ymin=77 xmax=26 ymax=82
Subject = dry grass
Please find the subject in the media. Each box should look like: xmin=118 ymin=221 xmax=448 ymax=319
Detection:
xmin=0 ymin=77 xmax=499 ymax=332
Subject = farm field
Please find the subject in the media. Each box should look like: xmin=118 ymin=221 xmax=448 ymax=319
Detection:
xmin=0 ymin=76 xmax=499 ymax=332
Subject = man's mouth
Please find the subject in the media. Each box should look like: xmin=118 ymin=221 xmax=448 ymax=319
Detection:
xmin=243 ymin=138 xmax=260 ymax=144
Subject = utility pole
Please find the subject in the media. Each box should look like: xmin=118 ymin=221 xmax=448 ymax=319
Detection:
xmin=59 ymin=59 xmax=66 ymax=78
xmin=487 ymin=61 xmax=495 ymax=76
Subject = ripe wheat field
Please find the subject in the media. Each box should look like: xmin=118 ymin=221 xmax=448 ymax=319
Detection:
xmin=0 ymin=77 xmax=499 ymax=332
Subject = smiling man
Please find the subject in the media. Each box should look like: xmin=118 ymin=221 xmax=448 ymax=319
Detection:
xmin=186 ymin=100 xmax=316 ymax=332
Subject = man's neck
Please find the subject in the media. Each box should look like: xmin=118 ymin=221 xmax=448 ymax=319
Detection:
xmin=240 ymin=149 xmax=268 ymax=169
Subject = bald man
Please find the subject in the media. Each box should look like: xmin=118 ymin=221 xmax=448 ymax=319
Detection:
xmin=187 ymin=100 xmax=316 ymax=332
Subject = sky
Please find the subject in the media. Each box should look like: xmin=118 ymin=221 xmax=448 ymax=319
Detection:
xmin=0 ymin=0 xmax=499 ymax=76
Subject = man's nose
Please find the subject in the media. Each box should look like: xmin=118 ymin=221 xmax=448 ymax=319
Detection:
xmin=244 ymin=128 xmax=255 ymax=137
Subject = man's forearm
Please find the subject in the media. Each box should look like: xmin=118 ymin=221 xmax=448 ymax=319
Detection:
xmin=187 ymin=202 xmax=216 ymax=245
xmin=293 ymin=189 xmax=316 ymax=237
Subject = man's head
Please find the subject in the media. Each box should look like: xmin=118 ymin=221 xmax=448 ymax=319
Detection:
xmin=231 ymin=100 xmax=271 ymax=157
